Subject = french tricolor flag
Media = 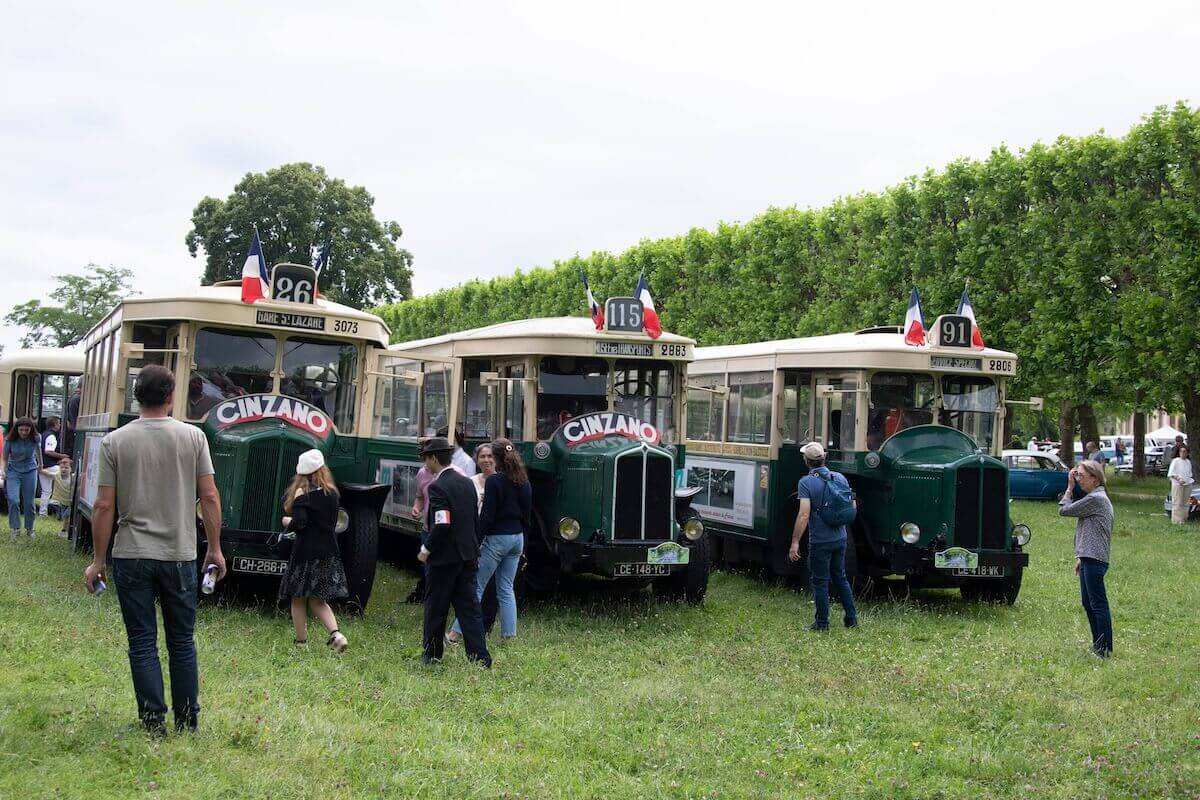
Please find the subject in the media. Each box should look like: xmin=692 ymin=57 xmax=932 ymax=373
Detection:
xmin=581 ymin=271 xmax=604 ymax=330
xmin=903 ymin=287 xmax=926 ymax=347
xmin=635 ymin=273 xmax=662 ymax=339
xmin=240 ymin=231 xmax=269 ymax=303
xmin=956 ymin=289 xmax=986 ymax=349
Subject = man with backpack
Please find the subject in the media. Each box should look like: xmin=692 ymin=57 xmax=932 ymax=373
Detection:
xmin=788 ymin=442 xmax=859 ymax=631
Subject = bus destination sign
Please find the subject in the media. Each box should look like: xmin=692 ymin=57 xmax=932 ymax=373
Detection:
xmin=595 ymin=341 xmax=652 ymax=357
xmin=929 ymin=355 xmax=981 ymax=371
xmin=256 ymin=310 xmax=326 ymax=332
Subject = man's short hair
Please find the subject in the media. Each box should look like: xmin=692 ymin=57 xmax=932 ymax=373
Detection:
xmin=426 ymin=451 xmax=451 ymax=467
xmin=134 ymin=365 xmax=176 ymax=408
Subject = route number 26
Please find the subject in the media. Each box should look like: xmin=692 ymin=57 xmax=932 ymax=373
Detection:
xmin=274 ymin=276 xmax=313 ymax=304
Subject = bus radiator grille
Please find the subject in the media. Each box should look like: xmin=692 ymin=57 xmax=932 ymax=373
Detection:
xmin=643 ymin=454 xmax=673 ymax=540
xmin=613 ymin=450 xmax=674 ymax=541
xmin=981 ymin=468 xmax=1007 ymax=550
xmin=953 ymin=468 xmax=981 ymax=550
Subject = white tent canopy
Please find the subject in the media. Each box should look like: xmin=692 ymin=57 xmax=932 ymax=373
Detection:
xmin=1146 ymin=425 xmax=1186 ymax=441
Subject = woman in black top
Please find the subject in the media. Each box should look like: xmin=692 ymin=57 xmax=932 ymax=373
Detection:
xmin=279 ymin=450 xmax=349 ymax=652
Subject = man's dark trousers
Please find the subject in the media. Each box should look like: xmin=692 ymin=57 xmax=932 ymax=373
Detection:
xmin=423 ymin=561 xmax=492 ymax=666
xmin=808 ymin=539 xmax=858 ymax=629
xmin=113 ymin=558 xmax=200 ymax=730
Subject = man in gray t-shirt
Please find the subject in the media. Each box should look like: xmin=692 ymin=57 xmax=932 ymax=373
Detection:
xmin=84 ymin=365 xmax=225 ymax=735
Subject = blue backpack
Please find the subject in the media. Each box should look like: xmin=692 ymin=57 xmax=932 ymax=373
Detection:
xmin=813 ymin=470 xmax=857 ymax=528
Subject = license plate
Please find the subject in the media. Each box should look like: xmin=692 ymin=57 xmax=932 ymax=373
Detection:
xmin=614 ymin=563 xmax=671 ymax=577
xmin=952 ymin=566 xmax=1005 ymax=578
xmin=232 ymin=557 xmax=288 ymax=575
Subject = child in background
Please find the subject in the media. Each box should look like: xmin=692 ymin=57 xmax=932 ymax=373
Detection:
xmin=278 ymin=450 xmax=349 ymax=652
xmin=47 ymin=458 xmax=75 ymax=533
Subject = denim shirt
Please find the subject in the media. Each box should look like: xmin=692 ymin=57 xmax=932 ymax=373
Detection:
xmin=4 ymin=435 xmax=42 ymax=474
xmin=798 ymin=467 xmax=850 ymax=545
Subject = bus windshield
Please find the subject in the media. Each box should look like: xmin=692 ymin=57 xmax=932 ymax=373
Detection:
xmin=867 ymin=372 xmax=935 ymax=450
xmin=537 ymin=357 xmax=608 ymax=439
xmin=940 ymin=375 xmax=997 ymax=450
xmin=614 ymin=360 xmax=676 ymax=443
xmin=281 ymin=338 xmax=360 ymax=431
xmin=189 ymin=328 xmax=276 ymax=419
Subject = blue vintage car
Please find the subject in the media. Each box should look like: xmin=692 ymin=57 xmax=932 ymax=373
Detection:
xmin=1002 ymin=449 xmax=1070 ymax=500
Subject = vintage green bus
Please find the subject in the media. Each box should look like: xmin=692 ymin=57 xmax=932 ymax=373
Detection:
xmin=685 ymin=325 xmax=1034 ymax=603
xmin=374 ymin=315 xmax=711 ymax=602
xmin=71 ymin=270 xmax=396 ymax=609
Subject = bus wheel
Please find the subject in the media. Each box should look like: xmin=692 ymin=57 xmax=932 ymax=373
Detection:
xmin=961 ymin=566 xmax=1023 ymax=604
xmin=339 ymin=506 xmax=379 ymax=613
xmin=517 ymin=510 xmax=558 ymax=601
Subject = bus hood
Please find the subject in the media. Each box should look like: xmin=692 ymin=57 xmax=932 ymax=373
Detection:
xmin=878 ymin=425 xmax=995 ymax=468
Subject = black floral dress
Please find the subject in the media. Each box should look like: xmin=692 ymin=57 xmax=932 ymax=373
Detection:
xmin=278 ymin=488 xmax=349 ymax=601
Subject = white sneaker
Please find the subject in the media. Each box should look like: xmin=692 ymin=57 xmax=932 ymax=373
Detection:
xmin=327 ymin=630 xmax=348 ymax=653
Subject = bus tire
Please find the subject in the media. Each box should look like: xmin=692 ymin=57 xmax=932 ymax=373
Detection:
xmin=961 ymin=566 xmax=1023 ymax=605
xmin=338 ymin=506 xmax=379 ymax=613
xmin=518 ymin=510 xmax=558 ymax=600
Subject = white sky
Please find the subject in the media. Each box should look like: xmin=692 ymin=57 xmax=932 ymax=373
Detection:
xmin=2 ymin=0 xmax=1197 ymax=351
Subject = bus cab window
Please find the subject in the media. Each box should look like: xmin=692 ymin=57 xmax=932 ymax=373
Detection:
xmin=462 ymin=360 xmax=493 ymax=439
xmin=281 ymin=338 xmax=359 ymax=430
xmin=782 ymin=371 xmax=812 ymax=445
xmin=614 ymin=360 xmax=675 ymax=443
xmin=124 ymin=324 xmax=172 ymax=414
xmin=536 ymin=357 xmax=607 ymax=440
xmin=190 ymin=329 xmax=277 ymax=419
xmin=502 ymin=364 xmax=526 ymax=441
xmin=727 ymin=371 xmax=772 ymax=445
xmin=822 ymin=379 xmax=858 ymax=452
xmin=867 ymin=372 xmax=934 ymax=450
xmin=940 ymin=375 xmax=998 ymax=451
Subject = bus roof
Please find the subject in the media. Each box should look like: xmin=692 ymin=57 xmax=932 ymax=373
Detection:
xmin=390 ymin=316 xmax=695 ymax=360
xmin=0 ymin=348 xmax=85 ymax=374
xmin=691 ymin=328 xmax=1018 ymax=375
xmin=82 ymin=285 xmax=391 ymax=349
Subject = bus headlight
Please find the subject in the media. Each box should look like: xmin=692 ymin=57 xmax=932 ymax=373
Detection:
xmin=683 ymin=517 xmax=705 ymax=541
xmin=335 ymin=509 xmax=350 ymax=534
xmin=1012 ymin=524 xmax=1031 ymax=547
xmin=900 ymin=522 xmax=921 ymax=544
xmin=558 ymin=517 xmax=581 ymax=541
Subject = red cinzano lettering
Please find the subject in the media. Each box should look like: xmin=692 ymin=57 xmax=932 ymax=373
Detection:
xmin=209 ymin=393 xmax=332 ymax=440
xmin=557 ymin=411 xmax=661 ymax=447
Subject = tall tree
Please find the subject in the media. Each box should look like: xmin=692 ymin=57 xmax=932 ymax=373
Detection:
xmin=185 ymin=163 xmax=413 ymax=309
xmin=4 ymin=265 xmax=135 ymax=347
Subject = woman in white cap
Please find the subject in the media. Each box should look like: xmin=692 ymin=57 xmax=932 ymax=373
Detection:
xmin=278 ymin=449 xmax=349 ymax=652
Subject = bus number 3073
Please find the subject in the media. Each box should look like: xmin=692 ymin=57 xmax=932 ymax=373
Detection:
xmin=334 ymin=320 xmax=359 ymax=334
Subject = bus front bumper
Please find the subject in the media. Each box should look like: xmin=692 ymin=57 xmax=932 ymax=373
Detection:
xmin=884 ymin=546 xmax=1029 ymax=585
xmin=198 ymin=527 xmax=291 ymax=578
xmin=556 ymin=540 xmax=691 ymax=578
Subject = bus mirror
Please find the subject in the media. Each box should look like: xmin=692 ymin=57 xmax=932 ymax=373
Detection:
xmin=403 ymin=371 xmax=424 ymax=388
xmin=479 ymin=371 xmax=501 ymax=386
xmin=816 ymin=385 xmax=837 ymax=398
xmin=122 ymin=342 xmax=146 ymax=358
xmin=686 ymin=383 xmax=729 ymax=398
xmin=1029 ymin=397 xmax=1044 ymax=411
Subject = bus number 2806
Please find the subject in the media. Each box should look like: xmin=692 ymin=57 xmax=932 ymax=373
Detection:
xmin=988 ymin=359 xmax=1014 ymax=374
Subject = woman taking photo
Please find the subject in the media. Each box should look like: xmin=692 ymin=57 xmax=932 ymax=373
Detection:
xmin=1167 ymin=444 xmax=1193 ymax=525
xmin=5 ymin=417 xmax=44 ymax=539
xmin=448 ymin=438 xmax=531 ymax=644
xmin=1059 ymin=460 xmax=1114 ymax=658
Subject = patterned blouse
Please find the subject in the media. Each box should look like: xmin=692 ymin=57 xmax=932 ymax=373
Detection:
xmin=1058 ymin=486 xmax=1114 ymax=563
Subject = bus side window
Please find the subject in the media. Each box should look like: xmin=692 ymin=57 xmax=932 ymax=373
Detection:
xmin=782 ymin=371 xmax=812 ymax=445
xmin=422 ymin=363 xmax=451 ymax=437
xmin=503 ymin=364 xmax=526 ymax=441
xmin=462 ymin=360 xmax=493 ymax=440
xmin=372 ymin=357 xmax=419 ymax=439
xmin=727 ymin=371 xmax=772 ymax=445
xmin=687 ymin=375 xmax=724 ymax=441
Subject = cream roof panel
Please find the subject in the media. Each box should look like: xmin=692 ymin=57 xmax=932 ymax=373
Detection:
xmin=0 ymin=348 xmax=85 ymax=373
xmin=391 ymin=317 xmax=695 ymax=359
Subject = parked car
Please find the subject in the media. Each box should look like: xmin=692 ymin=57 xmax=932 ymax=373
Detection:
xmin=1115 ymin=444 xmax=1165 ymax=475
xmin=1002 ymin=450 xmax=1070 ymax=500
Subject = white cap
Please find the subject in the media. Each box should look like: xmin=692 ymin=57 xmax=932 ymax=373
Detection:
xmin=800 ymin=442 xmax=825 ymax=460
xmin=296 ymin=449 xmax=325 ymax=476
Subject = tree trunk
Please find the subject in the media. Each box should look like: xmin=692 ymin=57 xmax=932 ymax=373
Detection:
xmin=1076 ymin=402 xmax=1101 ymax=455
xmin=1183 ymin=387 xmax=1200 ymax=483
xmin=1133 ymin=400 xmax=1146 ymax=480
xmin=1059 ymin=399 xmax=1077 ymax=468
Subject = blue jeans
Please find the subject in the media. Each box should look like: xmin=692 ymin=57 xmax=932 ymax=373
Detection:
xmin=113 ymin=558 xmax=201 ymax=729
xmin=1079 ymin=557 xmax=1112 ymax=654
xmin=808 ymin=538 xmax=857 ymax=628
xmin=453 ymin=533 xmax=523 ymax=638
xmin=6 ymin=469 xmax=37 ymax=531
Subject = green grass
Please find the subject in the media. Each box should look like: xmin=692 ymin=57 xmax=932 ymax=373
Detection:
xmin=2 ymin=481 xmax=1198 ymax=799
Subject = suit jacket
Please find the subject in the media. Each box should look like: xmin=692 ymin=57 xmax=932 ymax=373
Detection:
xmin=425 ymin=467 xmax=481 ymax=566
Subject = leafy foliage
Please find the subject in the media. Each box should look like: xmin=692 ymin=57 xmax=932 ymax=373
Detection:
xmin=186 ymin=163 xmax=413 ymax=309
xmin=4 ymin=265 xmax=135 ymax=347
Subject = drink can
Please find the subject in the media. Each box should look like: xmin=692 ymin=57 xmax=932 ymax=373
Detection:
xmin=200 ymin=564 xmax=218 ymax=595
xmin=94 ymin=578 xmax=107 ymax=594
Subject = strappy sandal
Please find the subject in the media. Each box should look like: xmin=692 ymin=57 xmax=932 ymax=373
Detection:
xmin=327 ymin=630 xmax=348 ymax=653
xmin=294 ymin=638 xmax=308 ymax=646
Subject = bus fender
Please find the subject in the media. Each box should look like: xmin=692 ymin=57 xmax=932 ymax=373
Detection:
xmin=674 ymin=485 xmax=702 ymax=517
xmin=338 ymin=482 xmax=390 ymax=516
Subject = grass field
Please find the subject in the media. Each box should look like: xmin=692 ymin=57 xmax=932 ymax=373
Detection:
xmin=1 ymin=474 xmax=1198 ymax=799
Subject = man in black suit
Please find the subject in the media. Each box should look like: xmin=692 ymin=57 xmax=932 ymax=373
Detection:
xmin=417 ymin=437 xmax=492 ymax=667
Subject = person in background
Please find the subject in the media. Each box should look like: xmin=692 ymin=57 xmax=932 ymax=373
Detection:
xmin=278 ymin=450 xmax=349 ymax=652
xmin=438 ymin=426 xmax=477 ymax=477
xmin=1027 ymin=437 xmax=1038 ymax=451
xmin=39 ymin=416 xmax=68 ymax=517
xmin=416 ymin=437 xmax=491 ymax=667
xmin=83 ymin=365 xmax=226 ymax=736
xmin=48 ymin=458 xmax=75 ymax=532
xmin=1166 ymin=434 xmax=1185 ymax=463
xmin=63 ymin=386 xmax=81 ymax=459
xmin=1059 ymin=460 xmax=1114 ymax=658
xmin=1084 ymin=441 xmax=1105 ymax=465
xmin=448 ymin=438 xmax=529 ymax=645
xmin=1114 ymin=437 xmax=1126 ymax=467
xmin=5 ymin=416 xmax=43 ymax=539
xmin=405 ymin=441 xmax=437 ymax=605
xmin=788 ymin=442 xmax=858 ymax=632
xmin=1167 ymin=444 xmax=1193 ymax=525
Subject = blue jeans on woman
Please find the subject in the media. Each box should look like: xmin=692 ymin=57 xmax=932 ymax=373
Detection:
xmin=6 ymin=469 xmax=38 ymax=532
xmin=113 ymin=558 xmax=201 ymax=731
xmin=1079 ymin=557 xmax=1112 ymax=655
xmin=808 ymin=538 xmax=858 ymax=629
xmin=453 ymin=532 xmax=524 ymax=639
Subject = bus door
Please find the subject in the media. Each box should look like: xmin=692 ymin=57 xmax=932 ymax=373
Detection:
xmin=489 ymin=359 xmax=529 ymax=442
xmin=461 ymin=359 xmax=497 ymax=448
xmin=816 ymin=373 xmax=860 ymax=459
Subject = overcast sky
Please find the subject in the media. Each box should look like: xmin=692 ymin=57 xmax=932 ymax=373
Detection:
xmin=2 ymin=0 xmax=1197 ymax=351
